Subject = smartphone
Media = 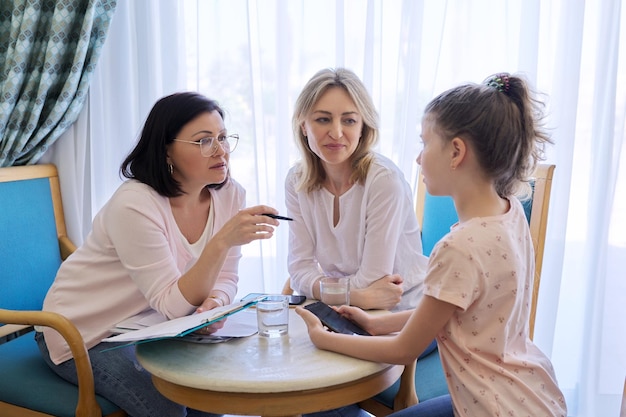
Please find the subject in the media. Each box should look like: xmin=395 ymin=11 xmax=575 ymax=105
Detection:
xmin=303 ymin=301 xmax=371 ymax=336
xmin=288 ymin=295 xmax=307 ymax=305
xmin=240 ymin=293 xmax=306 ymax=306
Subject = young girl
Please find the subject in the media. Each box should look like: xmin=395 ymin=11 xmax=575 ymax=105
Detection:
xmin=297 ymin=73 xmax=567 ymax=417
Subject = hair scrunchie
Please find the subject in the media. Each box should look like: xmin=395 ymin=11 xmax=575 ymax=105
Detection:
xmin=485 ymin=73 xmax=511 ymax=94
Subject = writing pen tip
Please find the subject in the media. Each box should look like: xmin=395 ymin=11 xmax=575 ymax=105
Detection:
xmin=262 ymin=213 xmax=293 ymax=221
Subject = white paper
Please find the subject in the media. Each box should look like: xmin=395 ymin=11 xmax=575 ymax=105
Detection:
xmin=211 ymin=309 xmax=258 ymax=337
xmin=103 ymin=299 xmax=260 ymax=343
xmin=112 ymin=310 xmax=167 ymax=333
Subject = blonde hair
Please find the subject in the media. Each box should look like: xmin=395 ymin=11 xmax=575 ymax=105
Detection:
xmin=292 ymin=68 xmax=379 ymax=192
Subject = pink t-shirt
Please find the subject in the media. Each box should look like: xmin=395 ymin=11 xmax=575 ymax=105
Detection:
xmin=42 ymin=179 xmax=244 ymax=364
xmin=425 ymin=198 xmax=567 ymax=416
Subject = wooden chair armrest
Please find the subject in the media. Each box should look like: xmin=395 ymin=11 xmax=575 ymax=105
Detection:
xmin=0 ymin=309 xmax=102 ymax=417
xmin=393 ymin=360 xmax=419 ymax=410
xmin=59 ymin=235 xmax=77 ymax=260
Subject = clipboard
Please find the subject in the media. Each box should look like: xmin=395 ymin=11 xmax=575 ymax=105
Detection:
xmin=102 ymin=296 xmax=264 ymax=347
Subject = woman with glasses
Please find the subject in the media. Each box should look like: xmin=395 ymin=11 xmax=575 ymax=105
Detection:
xmin=37 ymin=92 xmax=281 ymax=417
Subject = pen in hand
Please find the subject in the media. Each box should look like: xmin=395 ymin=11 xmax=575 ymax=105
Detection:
xmin=262 ymin=213 xmax=293 ymax=221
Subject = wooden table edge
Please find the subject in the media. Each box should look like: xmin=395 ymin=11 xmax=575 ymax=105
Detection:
xmin=152 ymin=363 xmax=403 ymax=417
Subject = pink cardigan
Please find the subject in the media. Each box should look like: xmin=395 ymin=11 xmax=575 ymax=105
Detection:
xmin=43 ymin=179 xmax=244 ymax=364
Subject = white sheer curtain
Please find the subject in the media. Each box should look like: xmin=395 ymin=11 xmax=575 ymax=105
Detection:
xmin=43 ymin=0 xmax=625 ymax=415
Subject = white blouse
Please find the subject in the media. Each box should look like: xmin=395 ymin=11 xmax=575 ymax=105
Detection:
xmin=286 ymin=153 xmax=428 ymax=311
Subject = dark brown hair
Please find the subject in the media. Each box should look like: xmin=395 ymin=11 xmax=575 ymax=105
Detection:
xmin=424 ymin=73 xmax=552 ymax=197
xmin=120 ymin=92 xmax=227 ymax=197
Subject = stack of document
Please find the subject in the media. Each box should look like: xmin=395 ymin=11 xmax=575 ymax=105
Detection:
xmin=104 ymin=297 xmax=262 ymax=344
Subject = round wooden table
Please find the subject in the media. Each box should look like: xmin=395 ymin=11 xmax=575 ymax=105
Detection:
xmin=136 ymin=308 xmax=402 ymax=417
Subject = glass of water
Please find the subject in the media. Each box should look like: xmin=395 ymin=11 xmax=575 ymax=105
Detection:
xmin=320 ymin=277 xmax=350 ymax=306
xmin=256 ymin=295 xmax=289 ymax=337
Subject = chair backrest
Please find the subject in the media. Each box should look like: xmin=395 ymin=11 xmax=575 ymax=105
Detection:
xmin=414 ymin=164 xmax=555 ymax=339
xmin=415 ymin=190 xmax=458 ymax=257
xmin=0 ymin=164 xmax=70 ymax=312
xmin=524 ymin=164 xmax=555 ymax=338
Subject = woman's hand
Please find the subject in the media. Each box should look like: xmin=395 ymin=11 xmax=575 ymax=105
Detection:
xmin=196 ymin=296 xmax=224 ymax=314
xmin=194 ymin=318 xmax=227 ymax=335
xmin=180 ymin=206 xmax=281 ymax=307
xmin=351 ymin=274 xmax=404 ymax=310
xmin=213 ymin=205 xmax=281 ymax=247
xmin=193 ymin=297 xmax=228 ymax=335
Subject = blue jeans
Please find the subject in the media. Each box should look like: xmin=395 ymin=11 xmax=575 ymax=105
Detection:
xmin=304 ymin=404 xmax=371 ymax=417
xmin=36 ymin=332 xmax=220 ymax=417
xmin=388 ymin=395 xmax=454 ymax=417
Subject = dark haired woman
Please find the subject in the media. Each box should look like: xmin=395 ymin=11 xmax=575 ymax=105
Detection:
xmin=38 ymin=92 xmax=281 ymax=417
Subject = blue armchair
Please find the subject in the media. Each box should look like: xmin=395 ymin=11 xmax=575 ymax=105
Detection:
xmin=0 ymin=164 xmax=126 ymax=417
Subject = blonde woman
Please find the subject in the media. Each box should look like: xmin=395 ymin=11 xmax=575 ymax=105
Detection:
xmin=287 ymin=67 xmax=429 ymax=313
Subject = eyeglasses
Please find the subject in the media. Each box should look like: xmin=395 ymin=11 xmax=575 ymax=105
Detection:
xmin=173 ymin=134 xmax=239 ymax=157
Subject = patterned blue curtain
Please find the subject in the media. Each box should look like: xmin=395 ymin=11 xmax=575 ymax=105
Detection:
xmin=0 ymin=0 xmax=116 ymax=167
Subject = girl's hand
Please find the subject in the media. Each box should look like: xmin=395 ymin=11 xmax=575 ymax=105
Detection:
xmin=295 ymin=306 xmax=330 ymax=345
xmin=334 ymin=305 xmax=377 ymax=334
xmin=213 ymin=205 xmax=281 ymax=247
xmin=351 ymin=274 xmax=404 ymax=310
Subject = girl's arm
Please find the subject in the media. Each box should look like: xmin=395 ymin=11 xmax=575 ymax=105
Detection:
xmin=296 ymin=295 xmax=456 ymax=365
xmin=334 ymin=305 xmax=413 ymax=334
